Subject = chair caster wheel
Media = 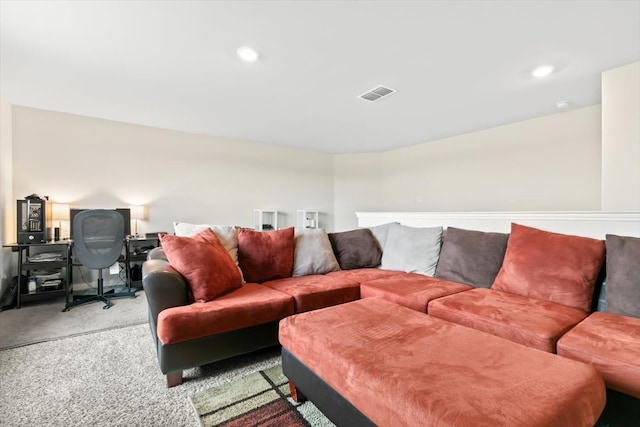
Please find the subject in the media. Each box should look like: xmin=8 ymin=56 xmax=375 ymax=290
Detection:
xmin=103 ymin=305 xmax=110 ymax=310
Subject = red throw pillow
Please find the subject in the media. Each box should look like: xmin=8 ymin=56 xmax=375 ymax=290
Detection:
xmin=160 ymin=228 xmax=242 ymax=302
xmin=492 ymin=223 xmax=605 ymax=312
xmin=238 ymin=227 xmax=295 ymax=283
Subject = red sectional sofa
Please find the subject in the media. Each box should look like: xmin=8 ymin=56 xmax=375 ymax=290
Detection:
xmin=142 ymin=220 xmax=640 ymax=409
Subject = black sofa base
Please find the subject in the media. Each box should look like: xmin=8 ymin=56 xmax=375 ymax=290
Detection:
xmin=282 ymin=347 xmax=375 ymax=427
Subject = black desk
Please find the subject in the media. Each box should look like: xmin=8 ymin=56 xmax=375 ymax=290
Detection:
xmin=4 ymin=236 xmax=160 ymax=309
xmin=124 ymin=236 xmax=160 ymax=289
xmin=3 ymin=241 xmax=72 ymax=309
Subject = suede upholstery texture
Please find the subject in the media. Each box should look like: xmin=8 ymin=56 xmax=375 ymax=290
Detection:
xmin=435 ymin=227 xmax=509 ymax=288
xmin=238 ymin=227 xmax=295 ymax=283
xmin=557 ymin=311 xmax=640 ymax=398
xmin=292 ymin=229 xmax=340 ymax=277
xmin=159 ymin=229 xmax=242 ymax=302
xmin=429 ymin=288 xmax=589 ymax=352
xmin=604 ymin=234 xmax=640 ymax=318
xmin=157 ymin=283 xmax=294 ymax=344
xmin=280 ymin=298 xmax=605 ymax=427
xmin=380 ymin=223 xmax=442 ymax=276
xmin=173 ymin=222 xmax=240 ymax=266
xmin=492 ymin=223 xmax=605 ymax=312
xmin=360 ymin=273 xmax=472 ymax=313
xmin=328 ymin=228 xmax=382 ymax=270
xmin=263 ymin=274 xmax=361 ymax=313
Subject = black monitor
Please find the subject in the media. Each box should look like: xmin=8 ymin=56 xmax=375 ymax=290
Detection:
xmin=69 ymin=208 xmax=131 ymax=238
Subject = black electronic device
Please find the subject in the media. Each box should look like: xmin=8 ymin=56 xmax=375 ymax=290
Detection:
xmin=69 ymin=208 xmax=131 ymax=238
xmin=17 ymin=196 xmax=51 ymax=243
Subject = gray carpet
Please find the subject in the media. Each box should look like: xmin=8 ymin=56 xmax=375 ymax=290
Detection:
xmin=0 ymin=291 xmax=148 ymax=349
xmin=0 ymin=322 xmax=281 ymax=426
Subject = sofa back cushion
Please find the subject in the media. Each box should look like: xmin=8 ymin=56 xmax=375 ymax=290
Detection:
xmin=492 ymin=223 xmax=605 ymax=312
xmin=238 ymin=227 xmax=295 ymax=283
xmin=435 ymin=227 xmax=509 ymax=288
xmin=293 ymin=229 xmax=341 ymax=276
xmin=328 ymin=229 xmax=382 ymax=270
xmin=605 ymin=234 xmax=640 ymax=318
xmin=159 ymin=228 xmax=242 ymax=302
xmin=381 ymin=223 xmax=442 ymax=276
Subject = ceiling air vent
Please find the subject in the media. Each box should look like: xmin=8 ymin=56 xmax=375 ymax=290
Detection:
xmin=359 ymin=85 xmax=396 ymax=102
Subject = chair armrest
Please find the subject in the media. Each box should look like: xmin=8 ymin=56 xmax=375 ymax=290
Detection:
xmin=142 ymin=259 xmax=190 ymax=327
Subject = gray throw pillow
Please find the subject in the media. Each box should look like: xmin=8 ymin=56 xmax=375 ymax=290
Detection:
xmin=292 ymin=229 xmax=341 ymax=277
xmin=328 ymin=229 xmax=382 ymax=270
xmin=605 ymin=234 xmax=640 ymax=318
xmin=368 ymin=222 xmax=398 ymax=251
xmin=381 ymin=223 xmax=442 ymax=276
xmin=435 ymin=227 xmax=509 ymax=288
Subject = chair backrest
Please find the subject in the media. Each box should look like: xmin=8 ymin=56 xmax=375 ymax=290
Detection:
xmin=72 ymin=209 xmax=125 ymax=270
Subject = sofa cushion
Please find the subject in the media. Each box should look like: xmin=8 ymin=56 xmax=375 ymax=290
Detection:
xmin=492 ymin=223 xmax=605 ymax=312
xmin=156 ymin=284 xmax=294 ymax=345
xmin=238 ymin=227 xmax=295 ymax=283
xmin=173 ymin=222 xmax=239 ymax=265
xmin=263 ymin=275 xmax=360 ymax=313
xmin=325 ymin=268 xmax=404 ymax=283
xmin=435 ymin=227 xmax=508 ymax=288
xmin=557 ymin=311 xmax=640 ymax=398
xmin=380 ymin=223 xmax=442 ymax=276
xmin=159 ymin=229 xmax=242 ymax=302
xmin=605 ymin=234 xmax=640 ymax=318
xmin=429 ymin=288 xmax=589 ymax=353
xmin=360 ymin=273 xmax=472 ymax=313
xmin=367 ymin=222 xmax=397 ymax=251
xmin=292 ymin=229 xmax=340 ymax=277
xmin=328 ymin=228 xmax=382 ymax=270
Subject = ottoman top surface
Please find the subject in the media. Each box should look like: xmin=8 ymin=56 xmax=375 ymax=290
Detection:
xmin=279 ymin=298 xmax=605 ymax=427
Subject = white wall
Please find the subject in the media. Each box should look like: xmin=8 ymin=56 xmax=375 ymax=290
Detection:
xmin=333 ymin=153 xmax=384 ymax=231
xmin=11 ymin=107 xmax=335 ymax=235
xmin=333 ymin=105 xmax=602 ymax=230
xmin=0 ymin=97 xmax=14 ymax=297
xmin=602 ymin=61 xmax=640 ymax=211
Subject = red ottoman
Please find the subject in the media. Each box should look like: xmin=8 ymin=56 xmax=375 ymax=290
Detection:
xmin=280 ymin=298 xmax=605 ymax=427
xmin=557 ymin=311 xmax=640 ymax=398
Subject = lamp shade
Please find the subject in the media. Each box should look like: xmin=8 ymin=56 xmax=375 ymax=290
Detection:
xmin=130 ymin=205 xmax=146 ymax=220
xmin=52 ymin=203 xmax=70 ymax=221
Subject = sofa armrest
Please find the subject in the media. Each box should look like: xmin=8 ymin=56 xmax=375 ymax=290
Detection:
xmin=147 ymin=247 xmax=167 ymax=261
xmin=142 ymin=259 xmax=190 ymax=328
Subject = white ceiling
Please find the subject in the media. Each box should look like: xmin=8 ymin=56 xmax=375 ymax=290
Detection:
xmin=1 ymin=1 xmax=639 ymax=154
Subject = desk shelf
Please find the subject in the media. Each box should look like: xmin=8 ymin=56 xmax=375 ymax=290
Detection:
xmin=3 ymin=241 xmax=72 ymax=309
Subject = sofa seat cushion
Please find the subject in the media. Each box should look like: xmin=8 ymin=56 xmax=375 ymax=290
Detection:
xmin=325 ymin=268 xmax=404 ymax=283
xmin=360 ymin=273 xmax=472 ymax=313
xmin=429 ymin=288 xmax=588 ymax=353
xmin=156 ymin=284 xmax=294 ymax=345
xmin=279 ymin=298 xmax=605 ymax=427
xmin=263 ymin=275 xmax=361 ymax=313
xmin=557 ymin=312 xmax=640 ymax=398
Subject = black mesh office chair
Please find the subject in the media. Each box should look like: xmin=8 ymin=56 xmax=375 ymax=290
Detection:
xmin=65 ymin=209 xmax=135 ymax=310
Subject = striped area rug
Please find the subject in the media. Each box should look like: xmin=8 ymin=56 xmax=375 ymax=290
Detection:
xmin=190 ymin=364 xmax=335 ymax=427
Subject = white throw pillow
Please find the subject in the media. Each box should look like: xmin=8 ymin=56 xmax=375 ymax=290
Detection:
xmin=292 ymin=229 xmax=341 ymax=276
xmin=173 ymin=222 xmax=239 ymax=266
xmin=381 ymin=223 xmax=442 ymax=276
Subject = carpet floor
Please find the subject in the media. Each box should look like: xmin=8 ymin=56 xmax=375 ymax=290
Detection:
xmin=0 ymin=290 xmax=148 ymax=349
xmin=190 ymin=364 xmax=334 ymax=427
xmin=0 ymin=322 xmax=281 ymax=426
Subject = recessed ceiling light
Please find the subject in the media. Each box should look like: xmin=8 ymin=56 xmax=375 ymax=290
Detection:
xmin=556 ymin=100 xmax=570 ymax=109
xmin=237 ymin=46 xmax=259 ymax=62
xmin=532 ymin=65 xmax=554 ymax=78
